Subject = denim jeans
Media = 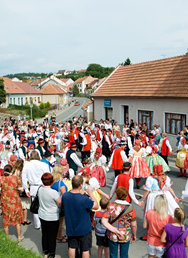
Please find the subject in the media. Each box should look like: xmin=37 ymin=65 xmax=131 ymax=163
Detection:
xmin=108 ymin=239 xmax=130 ymax=258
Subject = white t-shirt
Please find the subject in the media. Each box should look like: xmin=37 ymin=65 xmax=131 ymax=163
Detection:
xmin=38 ymin=187 xmax=60 ymax=221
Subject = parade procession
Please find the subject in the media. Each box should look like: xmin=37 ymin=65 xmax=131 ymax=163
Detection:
xmin=1 ymin=114 xmax=188 ymax=258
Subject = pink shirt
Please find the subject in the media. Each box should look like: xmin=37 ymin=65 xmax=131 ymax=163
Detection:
xmin=146 ymin=210 xmax=174 ymax=247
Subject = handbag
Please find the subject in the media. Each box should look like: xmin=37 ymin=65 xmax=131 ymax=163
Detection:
xmin=162 ymin=231 xmax=184 ymax=258
xmin=58 ymin=180 xmax=65 ymax=217
xmin=30 ymin=185 xmax=42 ymax=214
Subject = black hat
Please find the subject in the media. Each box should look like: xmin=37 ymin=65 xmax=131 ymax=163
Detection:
xmin=70 ymin=142 xmax=77 ymax=148
xmin=38 ymin=138 xmax=44 ymax=144
xmin=122 ymin=162 xmax=132 ymax=170
xmin=44 ymin=150 xmax=52 ymax=158
xmin=22 ymin=139 xmax=28 ymax=144
xmin=119 ymin=140 xmax=126 ymax=145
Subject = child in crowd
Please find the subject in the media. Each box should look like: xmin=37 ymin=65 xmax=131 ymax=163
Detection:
xmin=94 ymin=197 xmax=109 ymax=258
xmin=161 ymin=207 xmax=188 ymax=258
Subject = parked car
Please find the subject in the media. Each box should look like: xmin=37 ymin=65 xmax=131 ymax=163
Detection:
xmin=74 ymin=101 xmax=80 ymax=106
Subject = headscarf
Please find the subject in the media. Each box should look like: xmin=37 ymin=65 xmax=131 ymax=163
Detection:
xmin=152 ymin=165 xmax=167 ymax=190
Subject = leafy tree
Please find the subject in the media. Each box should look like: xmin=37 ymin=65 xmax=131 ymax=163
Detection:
xmin=45 ymin=101 xmax=51 ymax=108
xmin=0 ymin=78 xmax=6 ymax=105
xmin=85 ymin=64 xmax=104 ymax=79
xmin=186 ymin=49 xmax=188 ymax=55
xmin=73 ymin=85 xmax=79 ymax=96
xmin=122 ymin=58 xmax=131 ymax=65
xmin=39 ymin=102 xmax=45 ymax=109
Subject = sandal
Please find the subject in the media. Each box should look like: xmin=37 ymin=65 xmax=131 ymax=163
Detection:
xmin=62 ymin=234 xmax=68 ymax=239
xmin=24 ymin=221 xmax=32 ymax=225
xmin=56 ymin=237 xmax=67 ymax=243
xmin=18 ymin=236 xmax=24 ymax=242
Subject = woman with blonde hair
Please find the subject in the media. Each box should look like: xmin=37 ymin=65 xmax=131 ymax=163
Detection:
xmin=143 ymin=195 xmax=174 ymax=258
xmin=51 ymin=165 xmax=68 ymax=243
xmin=12 ymin=159 xmax=31 ymax=226
xmin=161 ymin=208 xmax=188 ymax=258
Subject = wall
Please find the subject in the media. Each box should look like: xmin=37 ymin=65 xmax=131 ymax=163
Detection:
xmin=94 ymin=97 xmax=188 ymax=149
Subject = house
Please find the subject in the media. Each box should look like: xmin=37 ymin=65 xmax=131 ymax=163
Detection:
xmin=40 ymin=84 xmax=67 ymax=108
xmin=92 ymin=54 xmax=188 ymax=143
xmin=14 ymin=81 xmax=42 ymax=106
xmin=0 ymin=77 xmax=42 ymax=108
xmin=30 ymin=78 xmax=47 ymax=89
xmin=74 ymin=76 xmax=96 ymax=94
xmin=82 ymin=99 xmax=94 ymax=122
xmin=56 ymin=70 xmax=72 ymax=76
xmin=85 ymin=79 xmax=99 ymax=95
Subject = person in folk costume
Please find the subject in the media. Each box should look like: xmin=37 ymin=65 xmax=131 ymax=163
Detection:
xmin=60 ymin=158 xmax=75 ymax=191
xmin=18 ymin=139 xmax=29 ymax=161
xmin=148 ymin=133 xmax=158 ymax=145
xmin=160 ymin=133 xmax=172 ymax=165
xmin=101 ymin=128 xmax=111 ymax=163
xmin=76 ymin=126 xmax=85 ymax=151
xmin=110 ymin=162 xmax=143 ymax=207
xmin=68 ymin=123 xmax=76 ymax=144
xmin=125 ymin=129 xmax=134 ymax=157
xmin=140 ymin=164 xmax=179 ymax=241
xmin=27 ymin=144 xmax=35 ymax=158
xmin=8 ymin=154 xmax=17 ymax=168
xmin=82 ymin=129 xmax=91 ymax=162
xmin=107 ymin=128 xmax=114 ymax=146
xmin=145 ymin=139 xmax=170 ymax=174
xmin=57 ymin=137 xmax=70 ymax=159
xmin=95 ymin=124 xmax=102 ymax=146
xmin=66 ymin=142 xmax=83 ymax=175
xmin=36 ymin=138 xmax=46 ymax=160
xmin=173 ymin=138 xmax=188 ymax=177
xmin=48 ymin=129 xmax=57 ymax=154
xmin=41 ymin=150 xmax=53 ymax=173
xmin=26 ymin=126 xmax=37 ymax=148
xmin=42 ymin=126 xmax=49 ymax=151
xmin=91 ymin=135 xmax=99 ymax=156
xmin=48 ymin=147 xmax=57 ymax=169
xmin=128 ymin=140 xmax=150 ymax=189
xmin=81 ymin=167 xmax=110 ymax=210
xmin=108 ymin=140 xmax=128 ymax=177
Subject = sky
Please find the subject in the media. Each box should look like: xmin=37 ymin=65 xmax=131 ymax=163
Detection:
xmin=1 ymin=0 xmax=188 ymax=75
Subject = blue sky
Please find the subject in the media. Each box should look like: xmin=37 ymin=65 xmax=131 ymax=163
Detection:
xmin=1 ymin=0 xmax=188 ymax=75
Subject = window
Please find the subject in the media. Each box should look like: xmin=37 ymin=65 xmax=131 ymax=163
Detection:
xmin=13 ymin=98 xmax=15 ymax=104
xmin=105 ymin=107 xmax=113 ymax=120
xmin=21 ymin=98 xmax=23 ymax=105
xmin=165 ymin=113 xmax=186 ymax=134
xmin=18 ymin=98 xmax=20 ymax=105
xmin=138 ymin=110 xmax=153 ymax=130
xmin=10 ymin=98 xmax=12 ymax=104
xmin=38 ymin=97 xmax=40 ymax=103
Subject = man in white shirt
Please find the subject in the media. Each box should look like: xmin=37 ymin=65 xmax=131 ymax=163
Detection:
xmin=22 ymin=150 xmax=50 ymax=229
xmin=66 ymin=143 xmax=83 ymax=175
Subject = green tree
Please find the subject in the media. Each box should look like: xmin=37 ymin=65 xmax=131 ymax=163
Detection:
xmin=39 ymin=102 xmax=45 ymax=109
xmin=0 ymin=78 xmax=6 ymax=105
xmin=85 ymin=64 xmax=104 ymax=79
xmin=73 ymin=85 xmax=79 ymax=96
xmin=122 ymin=58 xmax=131 ymax=65
xmin=45 ymin=101 xmax=51 ymax=108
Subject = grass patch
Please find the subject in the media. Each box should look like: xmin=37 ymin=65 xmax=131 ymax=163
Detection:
xmin=0 ymin=229 xmax=42 ymax=258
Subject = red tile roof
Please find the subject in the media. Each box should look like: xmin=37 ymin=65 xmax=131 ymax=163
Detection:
xmin=92 ymin=55 xmax=188 ymax=98
xmin=14 ymin=81 xmax=41 ymax=94
xmin=1 ymin=77 xmax=25 ymax=94
xmin=30 ymin=78 xmax=46 ymax=86
xmin=74 ymin=76 xmax=90 ymax=83
xmin=40 ymin=84 xmax=66 ymax=94
xmin=82 ymin=100 xmax=93 ymax=110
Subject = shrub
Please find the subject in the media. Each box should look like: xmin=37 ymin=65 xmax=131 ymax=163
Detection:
xmin=39 ymin=102 xmax=45 ymax=109
xmin=45 ymin=101 xmax=51 ymax=108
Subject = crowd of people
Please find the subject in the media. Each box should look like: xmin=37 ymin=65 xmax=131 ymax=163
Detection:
xmin=0 ymin=115 xmax=188 ymax=258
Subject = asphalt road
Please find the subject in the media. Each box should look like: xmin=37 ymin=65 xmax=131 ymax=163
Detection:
xmin=1 ymin=102 xmax=188 ymax=258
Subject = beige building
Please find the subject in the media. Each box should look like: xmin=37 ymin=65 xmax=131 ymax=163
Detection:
xmin=74 ymin=76 xmax=96 ymax=94
xmin=92 ymin=54 xmax=188 ymax=145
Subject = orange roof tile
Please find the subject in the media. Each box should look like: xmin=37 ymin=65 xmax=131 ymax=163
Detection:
xmin=30 ymin=78 xmax=46 ymax=86
xmin=74 ymin=76 xmax=90 ymax=84
xmin=92 ymin=55 xmax=188 ymax=98
xmin=14 ymin=81 xmax=41 ymax=94
xmin=1 ymin=77 xmax=25 ymax=94
xmin=40 ymin=84 xmax=66 ymax=94
xmin=82 ymin=100 xmax=93 ymax=110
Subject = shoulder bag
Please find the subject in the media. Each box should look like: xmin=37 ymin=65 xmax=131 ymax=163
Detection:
xmin=162 ymin=231 xmax=184 ymax=258
xmin=30 ymin=185 xmax=42 ymax=214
